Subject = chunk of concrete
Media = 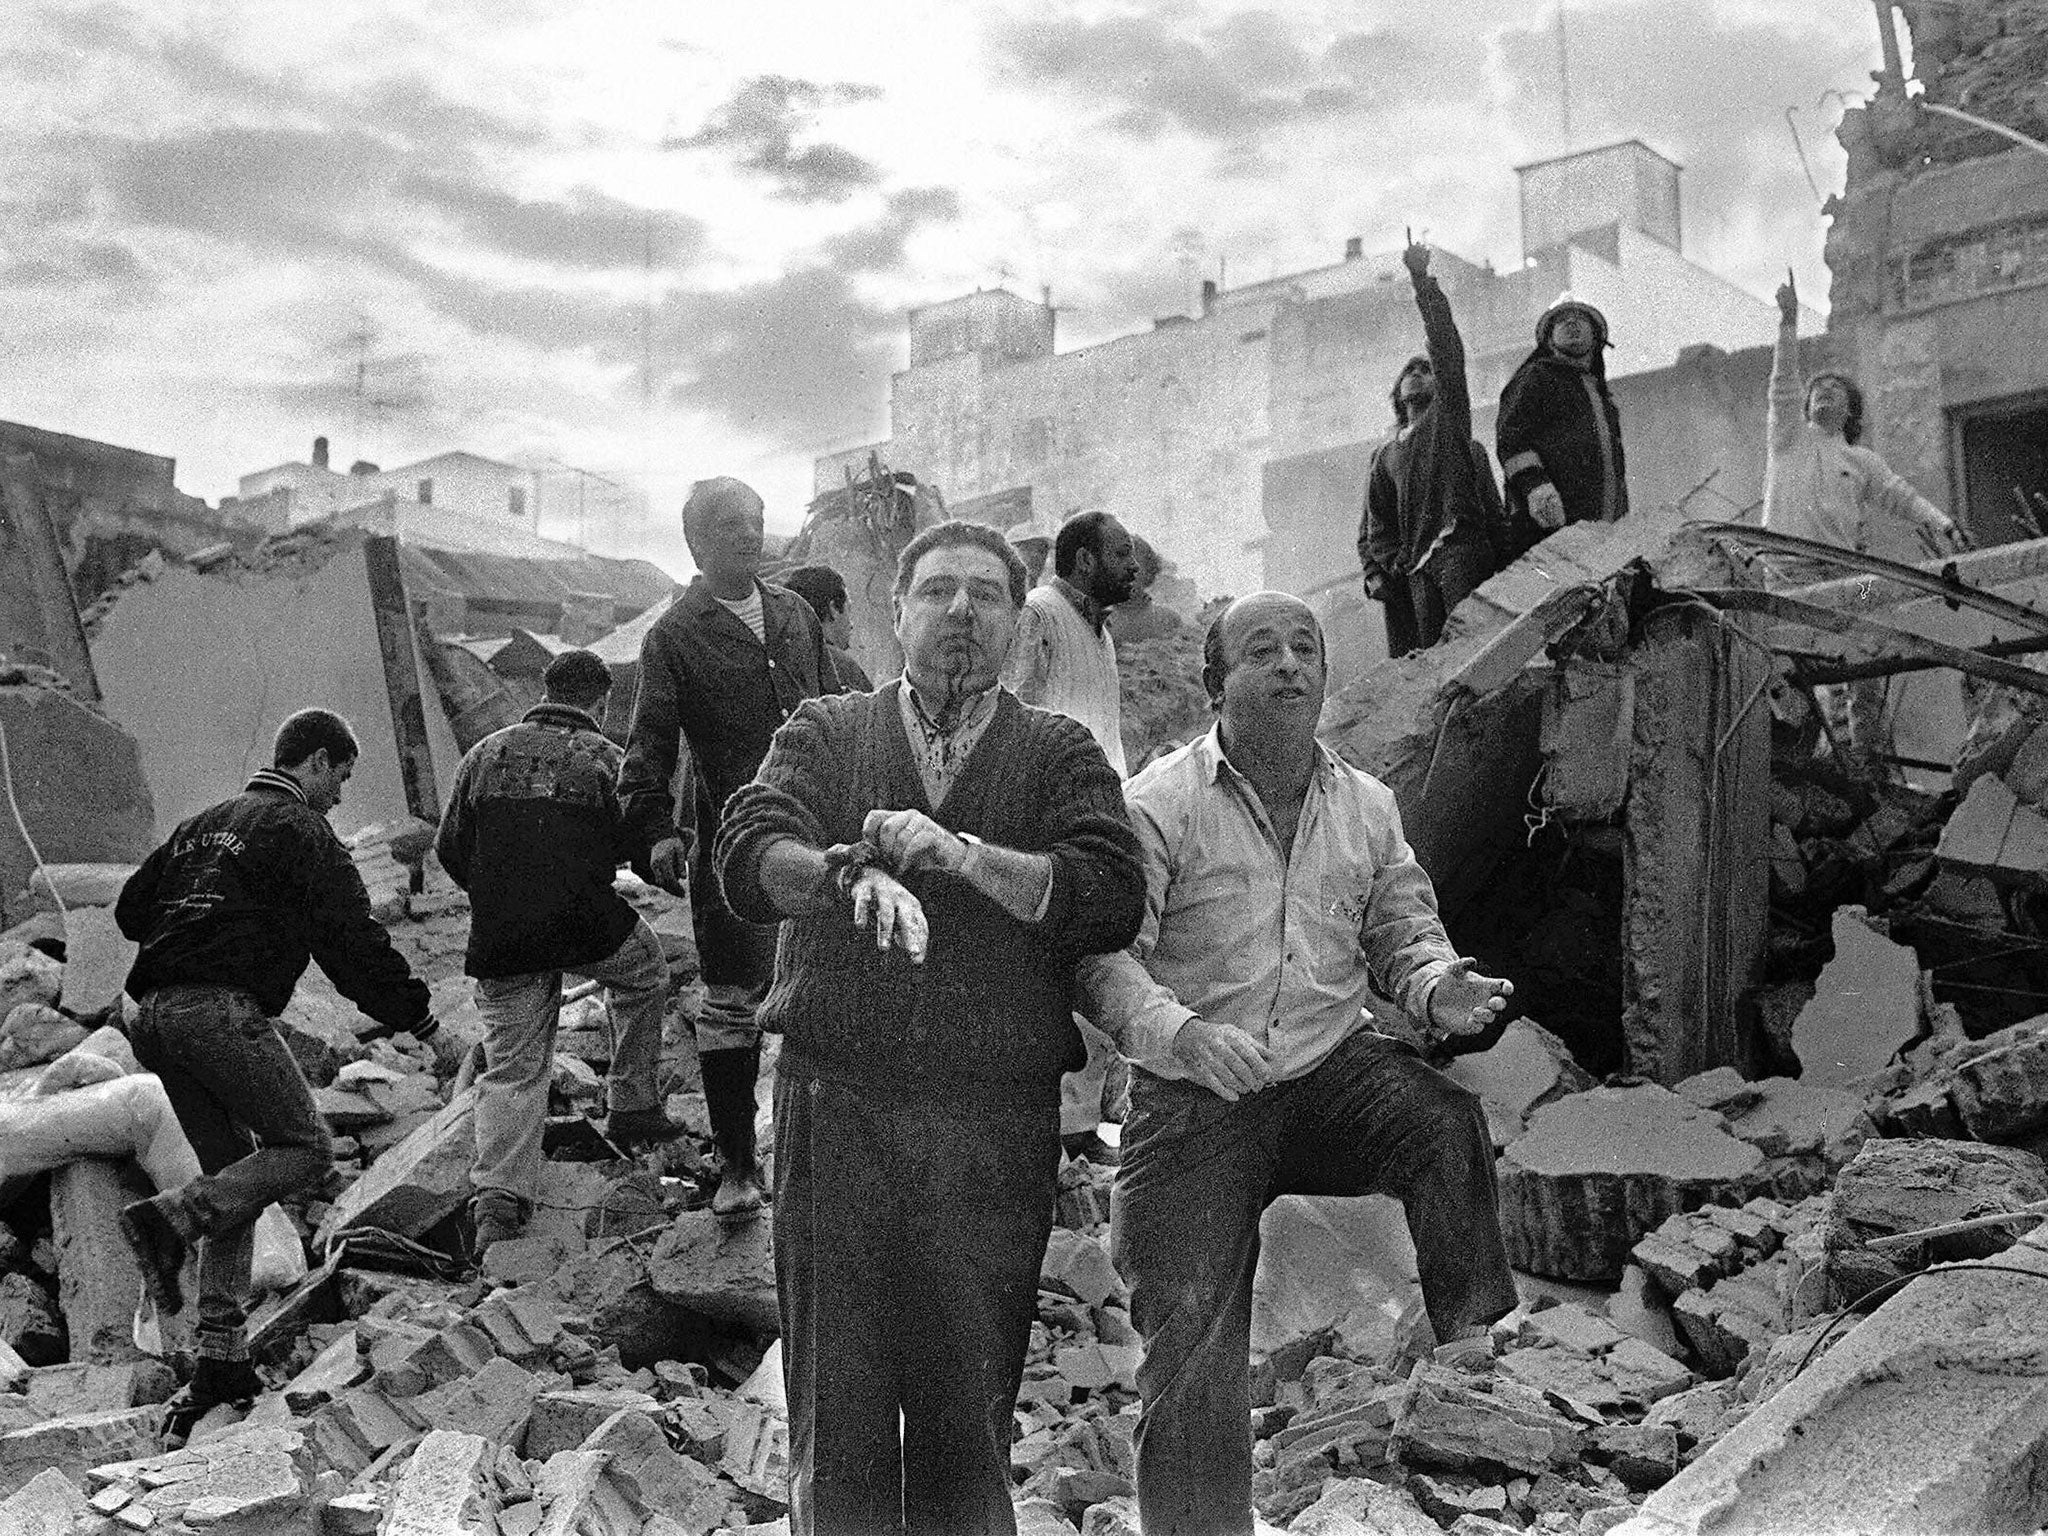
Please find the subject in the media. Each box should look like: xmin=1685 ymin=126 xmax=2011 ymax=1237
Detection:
xmin=409 ymin=1356 xmax=543 ymax=1445
xmin=1389 ymin=1364 xmax=1581 ymax=1478
xmin=1946 ymin=1014 xmax=2048 ymax=1142
xmin=0 ymin=1001 xmax=85 ymax=1069
xmin=577 ymin=1407 xmax=731 ymax=1533
xmin=532 ymin=1448 xmax=647 ymax=1536
xmin=1789 ymin=909 xmax=1921 ymax=1092
xmin=380 ymin=1429 xmax=498 ymax=1536
xmin=1615 ymin=1224 xmax=2048 ymax=1536
xmin=0 ymin=1466 xmax=89 ymax=1536
xmin=1444 ymin=1018 xmax=1600 ymax=1149
xmin=1499 ymin=1085 xmax=1764 ymax=1281
xmin=96 ymin=1421 xmax=313 ymax=1530
xmin=1935 ymin=772 xmax=2048 ymax=888
xmin=51 ymin=1156 xmax=150 ymax=1365
xmin=1041 ymin=1228 xmax=1125 ymax=1308
xmin=313 ymin=1086 xmax=477 ymax=1248
xmin=645 ymin=1210 xmax=779 ymax=1334
xmin=523 ymin=1388 xmax=660 ymax=1461
xmin=0 ymin=1405 xmax=160 ymax=1496
xmin=0 ymin=1271 xmax=63 ymax=1366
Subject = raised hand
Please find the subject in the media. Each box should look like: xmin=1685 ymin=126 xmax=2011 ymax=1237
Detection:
xmin=1777 ymin=268 xmax=1798 ymax=323
xmin=1403 ymin=226 xmax=1430 ymax=278
xmin=1528 ymin=482 xmax=1566 ymax=530
xmin=1429 ymin=957 xmax=1513 ymax=1037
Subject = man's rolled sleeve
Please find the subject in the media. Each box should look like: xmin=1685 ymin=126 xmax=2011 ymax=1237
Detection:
xmin=1357 ymin=789 xmax=1459 ymax=1024
xmin=1079 ymin=794 xmax=1197 ymax=1077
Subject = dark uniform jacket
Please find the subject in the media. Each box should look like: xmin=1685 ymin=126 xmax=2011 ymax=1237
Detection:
xmin=117 ymin=770 xmax=431 ymax=1031
xmin=436 ymin=702 xmax=640 ymax=980
xmin=1495 ymin=349 xmax=1629 ymax=557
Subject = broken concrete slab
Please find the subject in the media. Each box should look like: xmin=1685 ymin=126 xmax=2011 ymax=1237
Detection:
xmin=0 ymin=686 xmax=154 ymax=930
xmin=90 ymin=1420 xmax=315 ymax=1532
xmin=1670 ymin=1261 xmax=1789 ymax=1379
xmin=1789 ymin=908 xmax=1921 ymax=1092
xmin=409 ymin=1355 xmax=545 ymax=1445
xmin=1499 ymin=1085 xmax=1765 ymax=1281
xmin=58 ymin=904 xmax=135 ymax=1019
xmin=1443 ymin=1019 xmax=1598 ymax=1149
xmin=1674 ymin=1070 xmax=1874 ymax=1199
xmin=1945 ymin=1014 xmax=2048 ymax=1142
xmin=1288 ymin=1475 xmax=1445 ymax=1536
xmin=380 ymin=1428 xmax=499 ymax=1536
xmin=532 ymin=1448 xmax=647 ymax=1536
xmin=1616 ymin=1223 xmax=2048 ymax=1536
xmin=0 ymin=1404 xmax=161 ymax=1496
xmin=51 ymin=1156 xmax=151 ymax=1365
xmin=0 ymin=1466 xmax=89 ymax=1536
xmin=645 ymin=1210 xmax=779 ymax=1335
xmin=577 ymin=1407 xmax=733 ymax=1533
xmin=313 ymin=1085 xmax=477 ymax=1249
xmin=1389 ymin=1365 xmax=1584 ymax=1478
xmin=1935 ymin=772 xmax=2048 ymax=887
xmin=1042 ymin=1228 xmax=1125 ymax=1309
xmin=524 ymin=1387 xmax=662 ymax=1461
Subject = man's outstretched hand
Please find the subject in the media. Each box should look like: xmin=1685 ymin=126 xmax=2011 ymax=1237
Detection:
xmin=1173 ymin=1016 xmax=1275 ymax=1101
xmin=1429 ymin=958 xmax=1513 ymax=1037
xmin=848 ymin=866 xmax=930 ymax=964
xmin=1403 ymin=228 xmax=1430 ymax=279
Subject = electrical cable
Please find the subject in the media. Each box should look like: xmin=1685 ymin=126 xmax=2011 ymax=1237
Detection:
xmin=1788 ymin=1260 xmax=2048 ymax=1381
xmin=0 ymin=713 xmax=67 ymax=926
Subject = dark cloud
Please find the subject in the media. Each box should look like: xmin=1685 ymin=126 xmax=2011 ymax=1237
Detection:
xmin=665 ymin=75 xmax=885 ymax=202
xmin=989 ymin=9 xmax=1360 ymax=143
xmin=402 ymin=176 xmax=704 ymax=270
xmin=0 ymin=239 xmax=149 ymax=291
xmin=820 ymin=186 xmax=962 ymax=272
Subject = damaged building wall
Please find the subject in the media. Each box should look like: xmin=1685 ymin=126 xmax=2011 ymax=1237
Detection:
xmin=88 ymin=530 xmax=460 ymax=841
xmin=0 ymin=685 xmax=153 ymax=924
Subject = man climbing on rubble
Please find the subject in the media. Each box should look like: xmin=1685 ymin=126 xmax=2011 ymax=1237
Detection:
xmin=1360 ymin=237 xmax=1507 ymax=655
xmin=1496 ymin=295 xmax=1628 ymax=555
xmin=1762 ymin=269 xmax=1967 ymax=769
xmin=436 ymin=649 xmax=685 ymax=1262
xmin=619 ymin=476 xmax=835 ymax=1219
xmin=716 ymin=519 xmax=1144 ymax=1536
xmin=1082 ymin=592 xmax=1522 ymax=1536
xmin=1004 ymin=508 xmax=1142 ymax=1164
xmin=112 ymin=708 xmax=453 ymax=1440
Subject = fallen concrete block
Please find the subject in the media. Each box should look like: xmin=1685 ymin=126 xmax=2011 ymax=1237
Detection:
xmin=1617 ymin=1224 xmax=2048 ymax=1536
xmin=277 ymin=983 xmax=367 ymax=1086
xmin=532 ymin=1448 xmax=647 ymax=1536
xmin=0 ymin=1466 xmax=88 ymax=1535
xmin=0 ymin=943 xmax=64 ymax=1022
xmin=523 ymin=1387 xmax=660 ymax=1460
xmin=577 ymin=1407 xmax=732 ymax=1533
xmin=646 ymin=1210 xmax=779 ymax=1334
xmin=1591 ymin=1420 xmax=1681 ymax=1492
xmin=376 ymin=1319 xmax=498 ymax=1398
xmin=21 ymin=1361 xmax=172 ymax=1416
xmin=314 ymin=1086 xmax=392 ymax=1131
xmin=90 ymin=1420 xmax=314 ymax=1531
xmin=313 ymin=1086 xmax=477 ymax=1248
xmin=1041 ymin=1228 xmax=1124 ymax=1308
xmin=1630 ymin=1221 xmax=1740 ymax=1298
xmin=1052 ymin=1341 xmax=1142 ymax=1394
xmin=306 ymin=1382 xmax=425 ymax=1477
xmin=281 ymin=1329 xmax=366 ymax=1415
xmin=409 ymin=1355 xmax=544 ymax=1445
xmin=1408 ymin=1473 xmax=1512 ymax=1528
xmin=1670 ymin=1262 xmax=1787 ymax=1379
xmin=705 ymin=1395 xmax=789 ymax=1505
xmin=1499 ymin=1085 xmax=1764 ymax=1281
xmin=380 ymin=1428 xmax=498 ymax=1536
xmin=51 ymin=1156 xmax=151 ymax=1366
xmin=1947 ymin=1015 xmax=2048 ymax=1142
xmin=1521 ymin=1303 xmax=1625 ymax=1356
xmin=469 ymin=1287 xmax=564 ymax=1367
xmin=58 ymin=905 xmax=135 ymax=1019
xmin=1676 ymin=1069 xmax=1873 ymax=1198
xmin=0 ymin=1001 xmax=86 ymax=1070
xmin=1789 ymin=908 xmax=1921 ymax=1092
xmin=1443 ymin=1018 xmax=1598 ymax=1149
xmin=0 ymin=1271 xmax=63 ymax=1367
xmin=1935 ymin=772 xmax=2048 ymax=888
xmin=0 ymin=1405 xmax=161 ymax=1496
xmin=1389 ymin=1365 xmax=1581 ymax=1478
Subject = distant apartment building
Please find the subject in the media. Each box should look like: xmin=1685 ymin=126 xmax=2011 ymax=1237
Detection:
xmin=818 ymin=140 xmax=1792 ymax=651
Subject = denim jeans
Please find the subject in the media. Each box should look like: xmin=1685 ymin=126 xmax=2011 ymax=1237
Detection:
xmin=129 ymin=985 xmax=332 ymax=1357
xmin=775 ymin=1069 xmax=1060 ymax=1536
xmin=1111 ymin=1028 xmax=1519 ymax=1536
xmin=471 ymin=917 xmax=669 ymax=1212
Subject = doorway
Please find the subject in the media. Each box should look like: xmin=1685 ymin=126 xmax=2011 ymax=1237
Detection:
xmin=1955 ymin=393 xmax=2048 ymax=546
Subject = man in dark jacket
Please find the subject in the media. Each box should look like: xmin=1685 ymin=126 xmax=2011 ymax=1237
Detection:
xmin=717 ymin=519 xmax=1145 ymax=1536
xmin=437 ymin=650 xmax=685 ymax=1259
xmin=1495 ymin=295 xmax=1628 ymax=557
xmin=780 ymin=563 xmax=874 ymax=691
xmin=1360 ymin=239 xmax=1506 ymax=654
xmin=114 ymin=708 xmax=448 ymax=1437
xmin=618 ymin=476 xmax=834 ymax=1217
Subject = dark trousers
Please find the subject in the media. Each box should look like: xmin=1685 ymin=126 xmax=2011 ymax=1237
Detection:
xmin=1409 ymin=539 xmax=1494 ymax=650
xmin=775 ymin=1070 xmax=1060 ymax=1536
xmin=1112 ymin=1029 xmax=1518 ymax=1536
xmin=129 ymin=985 xmax=332 ymax=1356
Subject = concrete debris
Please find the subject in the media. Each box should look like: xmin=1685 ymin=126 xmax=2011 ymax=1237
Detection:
xmin=1443 ymin=1019 xmax=1598 ymax=1150
xmin=1789 ymin=908 xmax=1921 ymax=1093
xmin=1671 ymin=1070 xmax=1873 ymax=1199
xmin=645 ymin=1212 xmax=779 ymax=1336
xmin=312 ymin=1086 xmax=479 ymax=1248
xmin=1498 ymin=1085 xmax=1765 ymax=1281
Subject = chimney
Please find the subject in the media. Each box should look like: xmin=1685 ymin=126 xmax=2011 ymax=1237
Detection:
xmin=312 ymin=435 xmax=329 ymax=470
xmin=348 ymin=459 xmax=380 ymax=477
xmin=1200 ymin=279 xmax=1218 ymax=314
xmin=1343 ymin=237 xmax=1363 ymax=260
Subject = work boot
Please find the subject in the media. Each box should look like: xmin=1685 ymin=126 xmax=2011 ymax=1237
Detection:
xmin=605 ymin=1105 xmax=689 ymax=1150
xmin=162 ymin=1356 xmax=263 ymax=1449
xmin=469 ymin=1191 xmax=525 ymax=1264
xmin=118 ymin=1194 xmax=194 ymax=1316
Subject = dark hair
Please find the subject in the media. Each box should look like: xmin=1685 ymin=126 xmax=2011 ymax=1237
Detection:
xmin=894 ymin=520 xmax=1029 ymax=607
xmin=1200 ymin=597 xmax=1326 ymax=707
xmin=1805 ymin=372 xmax=1865 ymax=445
xmin=1053 ymin=510 xmax=1117 ymax=579
xmin=780 ymin=564 xmax=849 ymax=622
xmin=542 ymin=649 xmax=612 ymax=706
xmin=273 ymin=708 xmax=358 ymax=768
xmin=681 ymin=476 xmax=763 ymax=549
xmin=1389 ymin=354 xmax=1430 ymax=423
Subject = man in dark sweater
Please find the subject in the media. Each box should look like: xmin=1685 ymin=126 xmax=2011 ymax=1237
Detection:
xmin=115 ymin=708 xmax=449 ymax=1438
xmin=618 ymin=476 xmax=834 ymax=1217
xmin=436 ymin=650 xmax=685 ymax=1260
xmin=1495 ymin=296 xmax=1629 ymax=556
xmin=781 ymin=563 xmax=874 ymax=692
xmin=717 ymin=519 xmax=1145 ymax=1536
xmin=1360 ymin=239 xmax=1506 ymax=654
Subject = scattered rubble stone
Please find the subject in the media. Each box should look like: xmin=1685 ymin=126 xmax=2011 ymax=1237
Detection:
xmin=1499 ymin=1085 xmax=1765 ymax=1280
xmin=0 ymin=1271 xmax=64 ymax=1367
xmin=1443 ymin=1019 xmax=1599 ymax=1149
xmin=314 ymin=1086 xmax=479 ymax=1247
xmin=0 ymin=1466 xmax=88 ymax=1535
xmin=1790 ymin=907 xmax=1921 ymax=1092
xmin=0 ymin=1002 xmax=86 ymax=1070
xmin=646 ymin=1211 xmax=779 ymax=1335
xmin=1946 ymin=1014 xmax=2048 ymax=1142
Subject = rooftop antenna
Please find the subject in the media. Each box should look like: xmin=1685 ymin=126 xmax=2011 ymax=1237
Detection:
xmin=1557 ymin=0 xmax=1574 ymax=146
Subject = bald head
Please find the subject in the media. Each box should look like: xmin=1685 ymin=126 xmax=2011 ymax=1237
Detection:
xmin=1203 ymin=592 xmax=1321 ymax=700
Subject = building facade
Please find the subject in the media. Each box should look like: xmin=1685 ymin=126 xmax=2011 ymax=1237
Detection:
xmin=231 ymin=444 xmax=540 ymax=536
xmin=819 ymin=140 xmax=1791 ymax=659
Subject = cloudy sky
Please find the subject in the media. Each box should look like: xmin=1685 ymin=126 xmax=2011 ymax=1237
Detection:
xmin=2 ymin=0 xmax=1890 ymax=575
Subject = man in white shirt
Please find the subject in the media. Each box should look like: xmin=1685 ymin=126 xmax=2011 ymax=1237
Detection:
xmin=1083 ymin=591 xmax=1521 ymax=1536
xmin=1007 ymin=510 xmax=1142 ymax=1159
